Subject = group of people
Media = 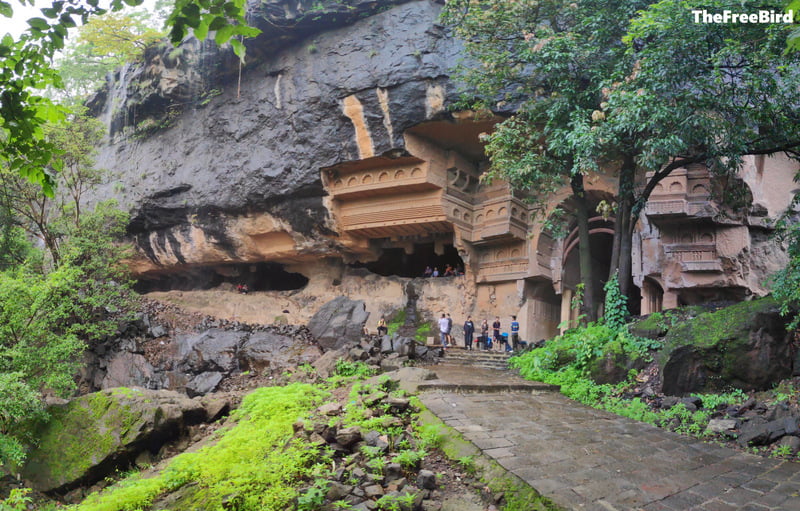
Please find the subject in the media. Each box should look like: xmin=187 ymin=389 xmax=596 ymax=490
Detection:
xmin=438 ymin=313 xmax=523 ymax=352
xmin=423 ymin=264 xmax=464 ymax=278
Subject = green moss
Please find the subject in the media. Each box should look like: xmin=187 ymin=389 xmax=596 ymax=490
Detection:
xmin=74 ymin=384 xmax=331 ymax=511
xmin=661 ymin=298 xmax=777 ymax=356
xmin=630 ymin=312 xmax=666 ymax=338
xmin=414 ymin=322 xmax=433 ymax=343
xmin=387 ymin=309 xmax=405 ymax=337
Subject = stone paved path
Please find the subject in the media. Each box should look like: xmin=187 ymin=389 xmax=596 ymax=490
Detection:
xmin=418 ymin=364 xmax=800 ymax=511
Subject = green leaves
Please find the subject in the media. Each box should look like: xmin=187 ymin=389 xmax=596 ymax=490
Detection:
xmin=0 ymin=1 xmax=12 ymax=18
xmin=168 ymin=0 xmax=260 ymax=61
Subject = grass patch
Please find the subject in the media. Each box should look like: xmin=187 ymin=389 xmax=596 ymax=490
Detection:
xmin=73 ymin=383 xmax=330 ymax=511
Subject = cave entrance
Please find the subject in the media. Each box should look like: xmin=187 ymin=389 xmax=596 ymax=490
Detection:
xmin=353 ymin=242 xmax=465 ymax=278
xmin=134 ymin=262 xmax=309 ymax=293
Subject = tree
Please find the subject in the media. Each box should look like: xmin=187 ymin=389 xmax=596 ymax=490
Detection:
xmin=594 ymin=0 xmax=800 ymax=298
xmin=443 ymin=0 xmax=650 ymax=320
xmin=0 ymin=0 xmax=259 ymax=193
xmin=55 ymin=9 xmax=164 ymax=101
xmin=771 ymin=195 xmax=800 ymax=329
xmin=0 ymin=106 xmax=105 ymax=266
xmin=445 ymin=0 xmax=800 ymax=312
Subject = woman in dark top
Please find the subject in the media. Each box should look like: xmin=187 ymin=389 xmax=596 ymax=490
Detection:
xmin=492 ymin=316 xmax=501 ymax=352
xmin=463 ymin=316 xmax=475 ymax=350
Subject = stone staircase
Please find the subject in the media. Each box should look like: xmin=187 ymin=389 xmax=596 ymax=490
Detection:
xmin=439 ymin=347 xmax=513 ymax=371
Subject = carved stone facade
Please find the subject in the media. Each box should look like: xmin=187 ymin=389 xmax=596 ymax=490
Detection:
xmin=322 ymin=119 xmax=798 ymax=342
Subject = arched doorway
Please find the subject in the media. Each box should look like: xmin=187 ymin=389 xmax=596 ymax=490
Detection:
xmin=561 ymin=216 xmax=615 ymax=321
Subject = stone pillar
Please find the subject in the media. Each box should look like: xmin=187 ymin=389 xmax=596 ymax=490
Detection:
xmin=559 ymin=288 xmax=573 ymax=333
xmin=663 ymin=290 xmax=679 ymax=310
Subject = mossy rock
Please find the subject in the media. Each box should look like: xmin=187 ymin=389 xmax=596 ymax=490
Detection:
xmin=656 ymin=298 xmax=793 ymax=395
xmin=21 ymin=388 xmax=205 ymax=493
xmin=629 ymin=312 xmax=668 ymax=339
xmin=589 ymin=351 xmax=646 ymax=385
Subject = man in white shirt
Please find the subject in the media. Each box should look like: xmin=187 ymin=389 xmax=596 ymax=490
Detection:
xmin=438 ymin=313 xmax=449 ymax=348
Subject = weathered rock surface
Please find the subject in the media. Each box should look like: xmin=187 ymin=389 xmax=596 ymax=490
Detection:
xmin=308 ymin=296 xmax=370 ymax=350
xmin=86 ymin=323 xmax=321 ymax=395
xmin=656 ymin=298 xmax=794 ymax=395
xmin=86 ymin=0 xmax=461 ymax=275
xmin=21 ymin=388 xmax=209 ymax=493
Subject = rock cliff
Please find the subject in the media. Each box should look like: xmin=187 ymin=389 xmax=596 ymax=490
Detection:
xmin=87 ymin=0 xmax=461 ymax=278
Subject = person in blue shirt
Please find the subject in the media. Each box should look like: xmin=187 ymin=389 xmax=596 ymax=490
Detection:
xmin=510 ymin=315 xmax=520 ymax=352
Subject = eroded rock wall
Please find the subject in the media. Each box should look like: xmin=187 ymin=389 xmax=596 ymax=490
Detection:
xmin=88 ymin=0 xmax=459 ymax=275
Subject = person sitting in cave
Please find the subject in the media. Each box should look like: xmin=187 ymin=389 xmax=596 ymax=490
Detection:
xmin=237 ymin=283 xmax=249 ymax=294
xmin=456 ymin=265 xmax=465 ymax=276
xmin=432 ymin=267 xmax=440 ymax=277
xmin=423 ymin=266 xmax=433 ymax=278
xmin=444 ymin=264 xmax=455 ymax=277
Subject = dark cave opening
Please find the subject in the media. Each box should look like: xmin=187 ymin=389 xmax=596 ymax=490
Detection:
xmin=352 ymin=243 xmax=465 ymax=278
xmin=134 ymin=262 xmax=309 ymax=293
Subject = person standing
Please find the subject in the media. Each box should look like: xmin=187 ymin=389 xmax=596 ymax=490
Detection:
xmin=510 ymin=315 xmax=520 ymax=352
xmin=492 ymin=316 xmax=502 ymax=352
xmin=463 ymin=316 xmax=475 ymax=350
xmin=481 ymin=318 xmax=490 ymax=350
xmin=445 ymin=313 xmax=454 ymax=347
xmin=438 ymin=313 xmax=449 ymax=348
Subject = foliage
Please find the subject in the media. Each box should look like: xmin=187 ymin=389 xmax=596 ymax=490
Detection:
xmin=1 ymin=106 xmax=112 ymax=266
xmin=456 ymin=455 xmax=477 ymax=476
xmin=771 ymin=204 xmax=800 ymax=330
xmin=375 ymin=492 xmax=417 ymax=511
xmin=0 ymin=488 xmax=33 ymax=511
xmin=603 ymin=273 xmax=627 ymax=331
xmin=393 ymin=448 xmax=426 ymax=470
xmin=387 ymin=309 xmax=405 ymax=337
xmin=414 ymin=422 xmax=444 ymax=451
xmin=55 ymin=10 xmax=164 ymax=101
xmin=0 ymin=229 xmax=133 ymax=468
xmin=334 ymin=359 xmax=375 ymax=379
xmin=297 ymin=479 xmax=329 ymax=511
xmin=414 ymin=322 xmax=432 ymax=344
xmin=74 ymin=384 xmax=330 ymax=511
xmin=443 ymin=0 xmax=800 ymax=304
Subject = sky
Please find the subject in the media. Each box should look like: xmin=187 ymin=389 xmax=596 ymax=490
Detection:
xmin=0 ymin=0 xmax=160 ymax=40
xmin=0 ymin=1 xmax=42 ymax=38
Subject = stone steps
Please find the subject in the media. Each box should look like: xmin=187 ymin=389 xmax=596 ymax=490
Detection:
xmin=439 ymin=347 xmax=513 ymax=371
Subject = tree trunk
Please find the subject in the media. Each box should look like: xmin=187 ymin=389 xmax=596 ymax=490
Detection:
xmin=571 ymin=173 xmax=597 ymax=323
xmin=609 ymin=154 xmax=637 ymax=307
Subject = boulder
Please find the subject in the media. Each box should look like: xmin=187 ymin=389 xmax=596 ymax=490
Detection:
xmin=176 ymin=329 xmax=247 ymax=373
xmin=21 ymin=388 xmax=206 ymax=493
xmin=588 ymin=351 xmax=646 ymax=385
xmin=312 ymin=348 xmax=348 ymax=378
xmin=706 ymin=419 xmax=739 ymax=435
xmin=381 ymin=335 xmax=394 ymax=354
xmin=737 ymin=417 xmax=799 ymax=446
xmin=308 ymin=297 xmax=370 ymax=351
xmin=238 ymin=330 xmax=298 ymax=372
xmin=657 ymin=298 xmax=793 ymax=395
xmin=186 ymin=372 xmax=224 ymax=397
xmin=101 ymin=352 xmax=163 ymax=389
xmin=394 ymin=337 xmax=417 ymax=358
